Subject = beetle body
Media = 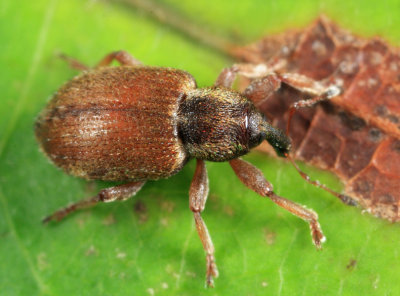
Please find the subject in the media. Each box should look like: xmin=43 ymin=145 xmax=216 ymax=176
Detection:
xmin=35 ymin=66 xmax=269 ymax=181
xmin=35 ymin=51 xmax=327 ymax=287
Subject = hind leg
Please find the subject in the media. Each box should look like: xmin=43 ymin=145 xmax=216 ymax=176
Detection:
xmin=229 ymin=158 xmax=325 ymax=249
xmin=59 ymin=50 xmax=142 ymax=71
xmin=43 ymin=181 xmax=146 ymax=223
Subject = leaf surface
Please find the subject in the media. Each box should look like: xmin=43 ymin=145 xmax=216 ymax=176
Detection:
xmin=1 ymin=0 xmax=400 ymax=295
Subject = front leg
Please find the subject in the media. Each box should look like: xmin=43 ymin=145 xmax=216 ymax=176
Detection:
xmin=215 ymin=63 xmax=341 ymax=107
xmin=215 ymin=63 xmax=274 ymax=88
xmin=189 ymin=159 xmax=218 ymax=287
xmin=229 ymin=158 xmax=325 ymax=249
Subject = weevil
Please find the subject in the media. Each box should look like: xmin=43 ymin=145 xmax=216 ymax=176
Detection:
xmin=35 ymin=51 xmax=346 ymax=287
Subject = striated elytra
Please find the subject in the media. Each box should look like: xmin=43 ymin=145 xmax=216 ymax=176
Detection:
xmin=35 ymin=51 xmax=329 ymax=287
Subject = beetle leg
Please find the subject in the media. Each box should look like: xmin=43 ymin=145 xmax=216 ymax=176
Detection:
xmin=217 ymin=63 xmax=342 ymax=107
xmin=189 ymin=159 xmax=218 ymax=287
xmin=42 ymin=181 xmax=146 ymax=223
xmin=59 ymin=50 xmax=142 ymax=71
xmin=215 ymin=63 xmax=273 ymax=88
xmin=229 ymin=158 xmax=325 ymax=249
xmin=278 ymin=72 xmax=341 ymax=97
xmin=215 ymin=59 xmax=292 ymax=88
xmin=95 ymin=50 xmax=143 ymax=67
xmin=58 ymin=53 xmax=91 ymax=71
xmin=214 ymin=67 xmax=238 ymax=88
xmin=242 ymin=74 xmax=282 ymax=108
xmin=285 ymin=79 xmax=341 ymax=135
xmin=240 ymin=70 xmax=341 ymax=108
xmin=276 ymin=72 xmax=343 ymax=134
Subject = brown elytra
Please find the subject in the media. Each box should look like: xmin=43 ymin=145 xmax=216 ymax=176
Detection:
xmin=233 ymin=16 xmax=400 ymax=222
xmin=35 ymin=67 xmax=192 ymax=181
xmin=35 ymin=51 xmax=329 ymax=287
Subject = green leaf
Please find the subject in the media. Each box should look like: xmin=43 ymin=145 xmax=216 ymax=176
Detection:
xmin=1 ymin=0 xmax=400 ymax=295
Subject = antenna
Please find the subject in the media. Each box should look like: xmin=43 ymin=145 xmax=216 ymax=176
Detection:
xmin=283 ymin=152 xmax=356 ymax=206
xmin=285 ymin=85 xmax=357 ymax=206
